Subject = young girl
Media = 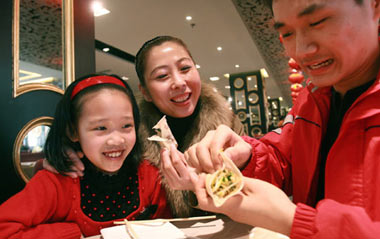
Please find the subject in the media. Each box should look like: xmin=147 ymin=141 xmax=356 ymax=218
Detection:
xmin=0 ymin=75 xmax=171 ymax=238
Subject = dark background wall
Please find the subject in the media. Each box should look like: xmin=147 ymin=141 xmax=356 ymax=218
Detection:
xmin=0 ymin=0 xmax=95 ymax=203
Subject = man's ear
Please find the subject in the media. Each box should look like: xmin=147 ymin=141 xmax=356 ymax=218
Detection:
xmin=138 ymin=84 xmax=153 ymax=102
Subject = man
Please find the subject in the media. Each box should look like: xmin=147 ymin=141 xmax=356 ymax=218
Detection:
xmin=180 ymin=0 xmax=380 ymax=238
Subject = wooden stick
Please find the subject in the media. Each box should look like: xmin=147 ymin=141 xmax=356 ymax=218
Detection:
xmin=124 ymin=219 xmax=139 ymax=239
xmin=115 ymin=215 xmax=217 ymax=225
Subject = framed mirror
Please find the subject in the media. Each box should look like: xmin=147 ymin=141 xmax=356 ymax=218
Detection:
xmin=247 ymin=75 xmax=258 ymax=91
xmin=13 ymin=0 xmax=75 ymax=97
xmin=13 ymin=117 xmax=53 ymax=182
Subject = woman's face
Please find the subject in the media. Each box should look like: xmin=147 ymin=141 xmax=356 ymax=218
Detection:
xmin=140 ymin=41 xmax=201 ymax=118
xmin=74 ymin=89 xmax=136 ymax=173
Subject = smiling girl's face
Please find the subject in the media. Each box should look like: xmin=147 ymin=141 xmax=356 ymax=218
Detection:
xmin=139 ymin=41 xmax=201 ymax=118
xmin=73 ymin=88 xmax=136 ymax=173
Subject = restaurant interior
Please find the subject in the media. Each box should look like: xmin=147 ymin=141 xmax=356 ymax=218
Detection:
xmin=0 ymin=0 xmax=297 ymax=215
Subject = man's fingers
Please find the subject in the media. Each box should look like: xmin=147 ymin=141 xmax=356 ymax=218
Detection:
xmin=195 ymin=143 xmax=220 ymax=173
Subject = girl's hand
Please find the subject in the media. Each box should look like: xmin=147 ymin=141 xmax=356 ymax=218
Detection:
xmin=185 ymin=124 xmax=252 ymax=173
xmin=160 ymin=144 xmax=197 ymax=191
xmin=191 ymin=174 xmax=296 ymax=236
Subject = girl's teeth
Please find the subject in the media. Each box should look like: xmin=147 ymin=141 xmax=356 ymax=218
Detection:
xmin=309 ymin=59 xmax=333 ymax=70
xmin=105 ymin=151 xmax=122 ymax=158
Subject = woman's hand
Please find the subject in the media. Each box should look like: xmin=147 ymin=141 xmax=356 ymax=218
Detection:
xmin=191 ymin=174 xmax=296 ymax=236
xmin=160 ymin=144 xmax=197 ymax=191
xmin=185 ymin=124 xmax=252 ymax=173
xmin=43 ymin=147 xmax=85 ymax=178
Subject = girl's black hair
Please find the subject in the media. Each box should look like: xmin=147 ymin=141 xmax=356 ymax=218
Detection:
xmin=135 ymin=35 xmax=194 ymax=87
xmin=44 ymin=74 xmax=141 ymax=173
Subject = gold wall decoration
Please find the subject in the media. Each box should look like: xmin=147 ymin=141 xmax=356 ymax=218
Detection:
xmin=13 ymin=0 xmax=75 ymax=97
xmin=13 ymin=116 xmax=53 ymax=183
xmin=229 ymin=71 xmax=268 ymax=137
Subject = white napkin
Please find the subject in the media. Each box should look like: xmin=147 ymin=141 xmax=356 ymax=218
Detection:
xmin=100 ymin=222 xmax=186 ymax=239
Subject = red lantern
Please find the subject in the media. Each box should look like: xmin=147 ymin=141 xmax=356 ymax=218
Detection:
xmin=288 ymin=58 xmax=301 ymax=70
xmin=288 ymin=73 xmax=304 ymax=84
xmin=290 ymin=83 xmax=303 ymax=92
xmin=291 ymin=91 xmax=299 ymax=97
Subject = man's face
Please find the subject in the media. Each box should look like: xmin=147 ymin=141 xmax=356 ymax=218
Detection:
xmin=273 ymin=0 xmax=380 ymax=91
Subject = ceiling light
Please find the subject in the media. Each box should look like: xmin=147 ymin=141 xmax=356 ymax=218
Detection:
xmin=217 ymin=46 xmax=222 ymax=51
xmin=209 ymin=76 xmax=220 ymax=81
xmin=260 ymin=68 xmax=269 ymax=78
xmin=186 ymin=16 xmax=192 ymax=21
xmin=102 ymin=47 xmax=110 ymax=52
xmin=279 ymin=97 xmax=283 ymax=101
xmin=228 ymin=97 xmax=232 ymax=102
xmin=196 ymin=64 xmax=200 ymax=69
xmin=225 ymin=85 xmax=231 ymax=89
xmin=235 ymin=64 xmax=240 ymax=68
xmin=224 ymin=73 xmax=230 ymax=78
xmin=122 ymin=76 xmax=129 ymax=81
xmin=92 ymin=2 xmax=110 ymax=17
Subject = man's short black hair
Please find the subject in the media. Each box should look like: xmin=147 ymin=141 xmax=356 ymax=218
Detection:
xmin=262 ymin=0 xmax=363 ymax=12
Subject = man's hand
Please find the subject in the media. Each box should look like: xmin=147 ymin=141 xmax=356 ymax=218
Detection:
xmin=191 ymin=174 xmax=296 ymax=236
xmin=185 ymin=124 xmax=252 ymax=173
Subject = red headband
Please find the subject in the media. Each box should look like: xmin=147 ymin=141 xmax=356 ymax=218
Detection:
xmin=71 ymin=76 xmax=126 ymax=99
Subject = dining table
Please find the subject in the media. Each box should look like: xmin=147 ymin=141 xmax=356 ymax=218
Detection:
xmin=84 ymin=214 xmax=288 ymax=239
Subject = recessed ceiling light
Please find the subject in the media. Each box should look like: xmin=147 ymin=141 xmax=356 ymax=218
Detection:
xmin=235 ymin=64 xmax=240 ymax=68
xmin=122 ymin=76 xmax=129 ymax=81
xmin=279 ymin=97 xmax=283 ymax=101
xmin=196 ymin=64 xmax=201 ymax=69
xmin=225 ymin=85 xmax=231 ymax=89
xmin=102 ymin=47 xmax=110 ymax=52
xmin=217 ymin=46 xmax=222 ymax=51
xmin=224 ymin=73 xmax=230 ymax=78
xmin=209 ymin=76 xmax=220 ymax=81
xmin=267 ymin=96 xmax=271 ymax=99
xmin=186 ymin=16 xmax=192 ymax=21
xmin=228 ymin=97 xmax=232 ymax=102
xmin=92 ymin=2 xmax=110 ymax=17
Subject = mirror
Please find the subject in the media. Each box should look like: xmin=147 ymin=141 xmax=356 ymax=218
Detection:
xmin=234 ymin=90 xmax=246 ymax=110
xmin=249 ymin=105 xmax=261 ymax=125
xmin=248 ymin=92 xmax=259 ymax=104
xmin=13 ymin=117 xmax=53 ymax=182
xmin=13 ymin=0 xmax=75 ymax=97
xmin=247 ymin=75 xmax=258 ymax=91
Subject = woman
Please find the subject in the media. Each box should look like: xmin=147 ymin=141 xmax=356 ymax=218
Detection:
xmin=135 ymin=36 xmax=244 ymax=217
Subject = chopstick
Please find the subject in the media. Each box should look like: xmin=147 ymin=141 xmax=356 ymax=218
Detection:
xmin=114 ymin=215 xmax=216 ymax=225
xmin=124 ymin=219 xmax=140 ymax=239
